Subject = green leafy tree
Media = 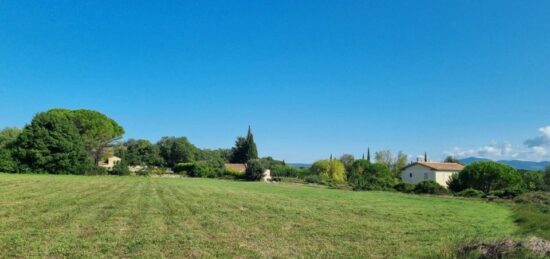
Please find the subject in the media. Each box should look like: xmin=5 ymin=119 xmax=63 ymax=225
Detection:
xmin=0 ymin=149 xmax=17 ymax=172
xmin=157 ymin=137 xmax=199 ymax=168
xmin=544 ymin=166 xmax=550 ymax=189
xmin=12 ymin=110 xmax=92 ymax=174
xmin=348 ymin=160 xmax=398 ymax=191
xmin=453 ymin=161 xmax=523 ymax=193
xmin=123 ymin=139 xmax=163 ymax=166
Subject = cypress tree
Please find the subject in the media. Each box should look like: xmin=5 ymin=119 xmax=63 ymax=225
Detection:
xmin=245 ymin=126 xmax=258 ymax=160
xmin=367 ymin=148 xmax=371 ymax=162
xmin=424 ymin=152 xmax=428 ymax=162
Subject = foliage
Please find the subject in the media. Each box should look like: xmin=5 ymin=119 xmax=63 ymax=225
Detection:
xmin=110 ymin=159 xmax=130 ymax=176
xmin=0 ymin=149 xmax=17 ymax=173
xmin=456 ymin=188 xmax=485 ymax=198
xmin=85 ymin=166 xmax=108 ymax=176
xmin=224 ymin=167 xmax=245 ymax=178
xmin=446 ymin=174 xmax=462 ymax=193
xmin=157 ymin=136 xmax=199 ymax=168
xmin=174 ymin=162 xmax=195 ymax=175
xmin=545 ymin=166 xmax=550 ymax=190
xmin=339 ymin=154 xmax=355 ymax=174
xmin=348 ymin=160 xmax=398 ymax=191
xmin=136 ymin=167 xmax=172 ymax=176
xmin=414 ymin=180 xmax=448 ymax=195
xmin=230 ymin=127 xmax=258 ymax=163
xmin=0 ymin=127 xmax=21 ymax=148
xmin=12 ymin=110 xmax=92 ymax=174
xmin=245 ymin=159 xmax=266 ymax=181
xmin=187 ymin=160 xmax=224 ymax=178
xmin=303 ymin=174 xmax=322 ymax=184
xmin=375 ymin=150 xmax=393 ymax=169
xmin=310 ymin=159 xmax=346 ymax=183
xmin=451 ymin=161 xmax=523 ymax=193
xmin=393 ymin=151 xmax=408 ymax=176
xmin=394 ymin=182 xmax=415 ymax=193
xmin=123 ymin=139 xmax=164 ymax=166
xmin=520 ymin=170 xmax=546 ymax=192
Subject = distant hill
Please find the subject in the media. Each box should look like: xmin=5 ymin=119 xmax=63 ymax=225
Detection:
xmin=459 ymin=157 xmax=550 ymax=171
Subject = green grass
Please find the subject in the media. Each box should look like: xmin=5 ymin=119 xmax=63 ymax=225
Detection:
xmin=0 ymin=174 xmax=519 ymax=258
xmin=512 ymin=192 xmax=550 ymax=240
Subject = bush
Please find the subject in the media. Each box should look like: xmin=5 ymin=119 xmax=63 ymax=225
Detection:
xmin=110 ymin=160 xmax=131 ymax=176
xmin=394 ymin=182 xmax=415 ymax=193
xmin=414 ymin=180 xmax=448 ymax=195
xmin=224 ymin=168 xmax=245 ymax=178
xmin=489 ymin=186 xmax=526 ymax=199
xmin=174 ymin=162 xmax=194 ymax=174
xmin=457 ymin=188 xmax=485 ymax=198
xmin=304 ymin=175 xmax=322 ymax=184
xmin=348 ymin=160 xmax=398 ymax=191
xmin=245 ymin=159 xmax=266 ymax=181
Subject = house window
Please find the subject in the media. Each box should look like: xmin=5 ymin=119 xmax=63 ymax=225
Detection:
xmin=409 ymin=173 xmax=412 ymax=178
xmin=424 ymin=173 xmax=428 ymax=180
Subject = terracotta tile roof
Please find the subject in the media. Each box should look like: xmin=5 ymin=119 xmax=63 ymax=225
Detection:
xmin=224 ymin=163 xmax=246 ymax=172
xmin=404 ymin=162 xmax=464 ymax=171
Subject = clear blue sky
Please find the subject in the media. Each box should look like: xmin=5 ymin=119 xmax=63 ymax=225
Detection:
xmin=1 ymin=1 xmax=550 ymax=163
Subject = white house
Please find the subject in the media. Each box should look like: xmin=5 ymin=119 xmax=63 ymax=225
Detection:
xmin=401 ymin=161 xmax=464 ymax=187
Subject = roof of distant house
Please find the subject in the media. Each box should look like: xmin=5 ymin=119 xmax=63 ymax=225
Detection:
xmin=224 ymin=163 xmax=246 ymax=172
xmin=403 ymin=161 xmax=464 ymax=172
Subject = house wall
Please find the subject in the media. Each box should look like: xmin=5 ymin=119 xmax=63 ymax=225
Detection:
xmin=434 ymin=171 xmax=458 ymax=188
xmin=401 ymin=164 xmax=435 ymax=185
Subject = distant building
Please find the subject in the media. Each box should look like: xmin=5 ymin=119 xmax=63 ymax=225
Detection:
xmin=224 ymin=163 xmax=272 ymax=182
xmin=98 ymin=156 xmax=122 ymax=170
xmin=401 ymin=160 xmax=464 ymax=187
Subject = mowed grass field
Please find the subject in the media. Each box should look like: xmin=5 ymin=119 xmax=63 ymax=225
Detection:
xmin=0 ymin=174 xmax=518 ymax=258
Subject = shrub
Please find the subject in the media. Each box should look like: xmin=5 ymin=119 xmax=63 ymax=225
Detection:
xmin=454 ymin=161 xmax=522 ymax=193
xmin=489 ymin=186 xmax=526 ymax=199
xmin=394 ymin=182 xmax=415 ymax=193
xmin=245 ymin=159 xmax=266 ymax=181
xmin=304 ymin=175 xmax=322 ymax=184
xmin=414 ymin=180 xmax=448 ymax=195
xmin=110 ymin=160 xmax=130 ymax=176
xmin=457 ymin=188 xmax=485 ymax=198
xmin=174 ymin=162 xmax=194 ymax=174
xmin=348 ymin=160 xmax=398 ymax=191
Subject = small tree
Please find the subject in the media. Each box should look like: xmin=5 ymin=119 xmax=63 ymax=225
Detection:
xmin=245 ymin=159 xmax=266 ymax=181
xmin=339 ymin=154 xmax=355 ymax=174
xmin=414 ymin=180 xmax=448 ymax=195
xmin=545 ymin=166 xmax=550 ymax=188
xmin=444 ymin=156 xmax=461 ymax=164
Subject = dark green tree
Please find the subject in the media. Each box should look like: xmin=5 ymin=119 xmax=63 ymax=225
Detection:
xmin=230 ymin=127 xmax=259 ymax=163
xmin=453 ymin=161 xmax=523 ymax=193
xmin=444 ymin=156 xmax=461 ymax=164
xmin=12 ymin=110 xmax=92 ymax=174
xmin=123 ymin=139 xmax=163 ymax=166
xmin=245 ymin=126 xmax=258 ymax=160
xmin=157 ymin=137 xmax=199 ymax=168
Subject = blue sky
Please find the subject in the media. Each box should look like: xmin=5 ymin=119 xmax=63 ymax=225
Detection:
xmin=1 ymin=1 xmax=550 ymax=163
